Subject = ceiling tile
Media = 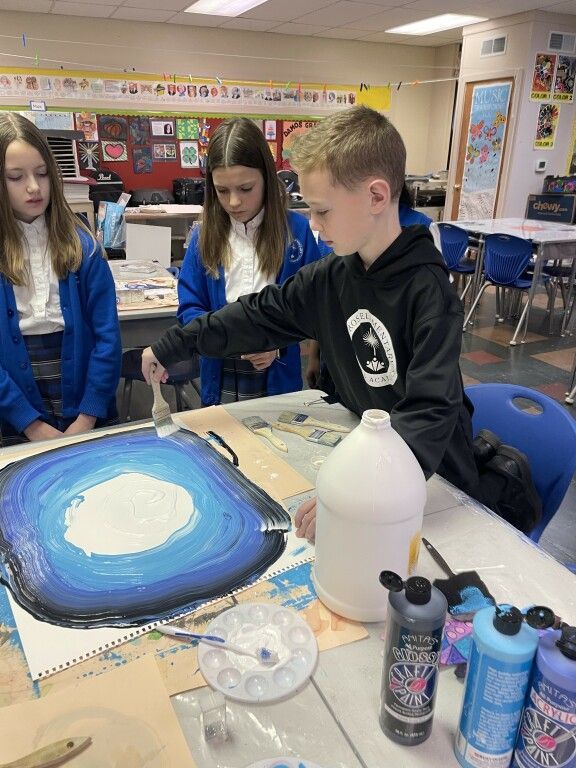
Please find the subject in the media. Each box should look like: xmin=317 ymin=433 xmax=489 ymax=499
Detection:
xmin=546 ymin=1 xmax=576 ymax=11
xmin=111 ymin=7 xmax=174 ymax=20
xmin=52 ymin=1 xmax=116 ymax=15
xmin=120 ymin=0 xmax=189 ymax=9
xmin=294 ymin=1 xmax=389 ymax=25
xmin=314 ymin=25 xmax=373 ymax=37
xmin=219 ymin=17 xmax=281 ymax=31
xmin=405 ymin=0 xmax=481 ymax=10
xmin=239 ymin=0 xmax=335 ymax=22
xmin=269 ymin=21 xmax=332 ymax=35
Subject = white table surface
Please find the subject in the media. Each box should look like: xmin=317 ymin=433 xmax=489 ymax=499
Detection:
xmin=0 ymin=391 xmax=573 ymax=768
xmin=443 ymin=217 xmax=576 ymax=244
xmin=170 ymin=391 xmax=576 ymax=768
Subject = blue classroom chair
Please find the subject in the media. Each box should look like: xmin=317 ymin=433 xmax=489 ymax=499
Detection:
xmin=465 ymin=383 xmax=576 ymax=544
xmin=437 ymin=223 xmax=477 ymax=301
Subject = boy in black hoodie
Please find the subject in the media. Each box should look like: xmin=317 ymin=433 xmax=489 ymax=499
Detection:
xmin=141 ymin=106 xmax=481 ymax=540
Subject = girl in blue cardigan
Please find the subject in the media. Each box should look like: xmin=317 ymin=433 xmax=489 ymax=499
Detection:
xmin=0 ymin=112 xmax=121 ymax=445
xmin=177 ymin=117 xmax=321 ymax=406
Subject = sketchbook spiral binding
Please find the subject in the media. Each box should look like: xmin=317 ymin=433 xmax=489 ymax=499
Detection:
xmin=35 ymin=553 xmax=314 ymax=679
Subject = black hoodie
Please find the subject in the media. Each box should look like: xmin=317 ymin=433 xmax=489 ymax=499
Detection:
xmin=153 ymin=226 xmax=481 ymax=499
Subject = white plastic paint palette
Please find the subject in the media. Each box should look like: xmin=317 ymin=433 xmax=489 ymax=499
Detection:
xmin=198 ymin=602 xmax=318 ymax=703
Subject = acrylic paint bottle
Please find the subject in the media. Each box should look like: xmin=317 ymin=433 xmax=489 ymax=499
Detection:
xmin=379 ymin=571 xmax=448 ymax=745
xmin=512 ymin=625 xmax=576 ymax=768
xmin=313 ymin=409 xmax=426 ymax=622
xmin=455 ymin=604 xmax=540 ymax=768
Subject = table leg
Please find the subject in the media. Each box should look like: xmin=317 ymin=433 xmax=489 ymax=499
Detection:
xmin=510 ymin=243 xmax=542 ymax=346
xmin=561 ymin=258 xmax=576 ymax=336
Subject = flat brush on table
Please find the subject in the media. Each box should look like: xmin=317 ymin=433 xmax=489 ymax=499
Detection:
xmin=277 ymin=411 xmax=351 ymax=433
xmin=272 ymin=420 xmax=342 ymax=447
xmin=150 ymin=364 xmax=179 ymax=438
xmin=242 ymin=416 xmax=287 ymax=452
xmin=156 ymin=625 xmax=279 ymax=665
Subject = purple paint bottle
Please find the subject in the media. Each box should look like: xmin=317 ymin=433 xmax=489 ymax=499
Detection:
xmin=512 ymin=625 xmax=576 ymax=768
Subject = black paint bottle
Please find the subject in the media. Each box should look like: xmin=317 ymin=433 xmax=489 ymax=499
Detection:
xmin=379 ymin=571 xmax=448 ymax=745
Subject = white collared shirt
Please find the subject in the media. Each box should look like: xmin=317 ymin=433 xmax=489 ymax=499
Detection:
xmin=224 ymin=208 xmax=275 ymax=302
xmin=13 ymin=217 xmax=65 ymax=334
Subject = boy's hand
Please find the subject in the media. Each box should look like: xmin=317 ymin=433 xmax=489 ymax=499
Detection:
xmin=23 ymin=420 xmax=63 ymax=442
xmin=64 ymin=413 xmax=97 ymax=436
xmin=141 ymin=347 xmax=168 ymax=383
xmin=295 ymin=497 xmax=317 ymax=542
xmin=241 ymin=351 xmax=278 ymax=371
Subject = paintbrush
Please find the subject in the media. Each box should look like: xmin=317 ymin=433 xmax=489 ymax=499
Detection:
xmin=272 ymin=421 xmax=342 ymax=447
xmin=242 ymin=416 xmax=288 ymax=452
xmin=156 ymin=625 xmax=279 ymax=665
xmin=277 ymin=411 xmax=351 ymax=433
xmin=150 ymin=365 xmax=179 ymax=438
xmin=422 ymin=538 xmax=495 ymax=620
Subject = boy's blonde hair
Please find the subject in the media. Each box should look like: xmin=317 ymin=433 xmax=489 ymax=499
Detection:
xmin=290 ymin=106 xmax=406 ymax=200
xmin=0 ymin=112 xmax=95 ymax=286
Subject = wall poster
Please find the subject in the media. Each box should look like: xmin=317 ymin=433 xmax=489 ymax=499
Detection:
xmin=458 ymin=81 xmax=512 ymax=220
xmin=534 ymin=102 xmax=560 ymax=149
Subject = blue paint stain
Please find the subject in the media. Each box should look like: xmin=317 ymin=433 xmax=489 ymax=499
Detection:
xmin=0 ymin=428 xmax=290 ymax=629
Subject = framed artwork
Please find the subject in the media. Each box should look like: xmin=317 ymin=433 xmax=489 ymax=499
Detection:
xmin=98 ymin=115 xmax=128 ymax=142
xmin=133 ymin=146 xmax=153 ymax=174
xmin=180 ymin=140 xmax=199 ymax=168
xmin=101 ymin=141 xmax=127 ymax=162
xmin=150 ymin=118 xmax=175 ymax=138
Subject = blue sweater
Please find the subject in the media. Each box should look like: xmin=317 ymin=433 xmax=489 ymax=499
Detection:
xmin=0 ymin=228 xmax=121 ymax=434
xmin=178 ymin=210 xmax=321 ymax=405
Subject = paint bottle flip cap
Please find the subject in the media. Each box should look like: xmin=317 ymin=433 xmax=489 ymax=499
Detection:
xmin=556 ymin=624 xmax=576 ymax=659
xmin=379 ymin=571 xmax=432 ymax=605
xmin=493 ymin=604 xmax=523 ymax=635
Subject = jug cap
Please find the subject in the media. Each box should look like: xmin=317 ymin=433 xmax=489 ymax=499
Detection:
xmin=524 ymin=605 xmax=556 ymax=630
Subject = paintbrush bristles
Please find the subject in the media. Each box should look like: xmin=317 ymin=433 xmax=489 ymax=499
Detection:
xmin=151 ymin=377 xmax=179 ymax=438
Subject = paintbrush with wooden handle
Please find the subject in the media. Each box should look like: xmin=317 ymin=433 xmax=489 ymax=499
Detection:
xmin=242 ymin=416 xmax=288 ymax=452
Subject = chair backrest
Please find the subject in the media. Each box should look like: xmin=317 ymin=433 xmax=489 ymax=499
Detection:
xmin=483 ymin=234 xmax=533 ymax=286
xmin=437 ymin=223 xmax=470 ymax=269
xmin=465 ymin=383 xmax=576 ymax=542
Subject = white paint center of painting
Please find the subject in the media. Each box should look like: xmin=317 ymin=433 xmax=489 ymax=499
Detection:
xmin=64 ymin=472 xmax=195 ymax=556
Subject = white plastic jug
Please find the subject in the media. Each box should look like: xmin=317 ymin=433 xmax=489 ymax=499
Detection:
xmin=313 ymin=409 xmax=427 ymax=622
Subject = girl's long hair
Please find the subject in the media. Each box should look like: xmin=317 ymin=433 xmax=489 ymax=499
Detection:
xmin=200 ymin=117 xmax=288 ymax=278
xmin=0 ymin=112 xmax=96 ymax=285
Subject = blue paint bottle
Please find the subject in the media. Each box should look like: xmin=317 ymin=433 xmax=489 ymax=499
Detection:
xmin=512 ymin=625 xmax=576 ymax=768
xmin=455 ymin=604 xmax=539 ymax=768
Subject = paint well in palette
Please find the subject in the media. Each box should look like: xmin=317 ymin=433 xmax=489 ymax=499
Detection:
xmin=0 ymin=428 xmax=290 ymax=629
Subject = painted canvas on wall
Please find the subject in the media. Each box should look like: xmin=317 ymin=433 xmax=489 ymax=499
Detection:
xmin=458 ymin=81 xmax=512 ymax=220
xmin=0 ymin=426 xmax=311 ymax=679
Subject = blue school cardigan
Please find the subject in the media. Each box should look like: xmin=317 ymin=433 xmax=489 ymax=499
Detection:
xmin=0 ymin=229 xmax=121 ymax=434
xmin=177 ymin=210 xmax=321 ymax=406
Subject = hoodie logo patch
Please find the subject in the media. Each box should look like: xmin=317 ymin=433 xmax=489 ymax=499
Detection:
xmin=346 ymin=309 xmax=397 ymax=387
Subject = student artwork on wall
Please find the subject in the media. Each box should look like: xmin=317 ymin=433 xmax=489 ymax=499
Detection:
xmin=0 ymin=426 xmax=311 ymax=680
xmin=180 ymin=140 xmax=199 ymax=168
xmin=102 ymin=140 xmax=127 ymax=162
xmin=133 ymin=146 xmax=153 ymax=173
xmin=75 ymin=111 xmax=98 ymax=141
xmin=153 ymin=143 xmax=177 ymax=161
xmin=566 ymin=116 xmax=576 ymax=173
xmin=98 ymin=114 xmax=128 ymax=141
xmin=458 ymin=81 xmax=512 ymax=220
xmin=534 ymin=103 xmax=560 ymax=149
xmin=129 ymin=115 xmax=150 ymax=144
xmin=176 ymin=118 xmax=199 ymax=140
xmin=78 ymin=141 xmax=100 ymax=171
xmin=281 ymin=120 xmax=318 ymax=169
xmin=531 ymin=52 xmax=557 ymax=101
xmin=150 ymin=118 xmax=175 ymax=137
xmin=553 ymin=55 xmax=576 ymax=102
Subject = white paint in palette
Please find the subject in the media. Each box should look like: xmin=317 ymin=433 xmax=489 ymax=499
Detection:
xmin=64 ymin=472 xmax=195 ymax=556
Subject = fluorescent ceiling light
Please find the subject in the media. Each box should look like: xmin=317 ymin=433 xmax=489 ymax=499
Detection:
xmin=386 ymin=14 xmax=487 ymax=35
xmin=185 ymin=0 xmax=268 ymax=15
